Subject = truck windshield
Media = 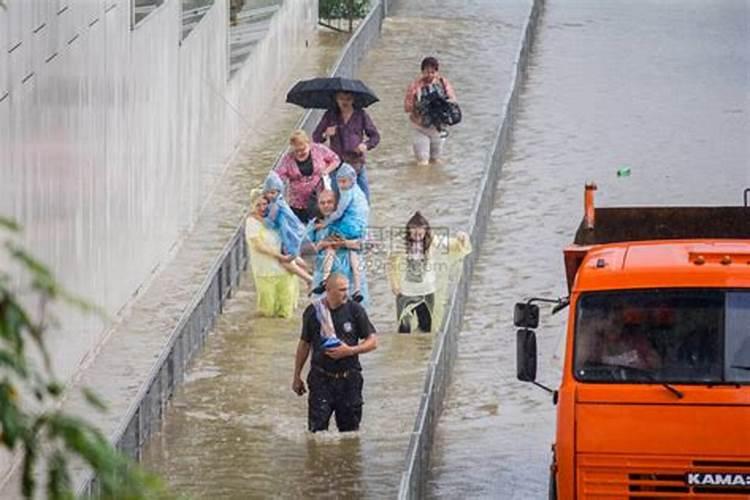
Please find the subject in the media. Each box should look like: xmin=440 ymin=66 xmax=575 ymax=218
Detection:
xmin=574 ymin=290 xmax=750 ymax=384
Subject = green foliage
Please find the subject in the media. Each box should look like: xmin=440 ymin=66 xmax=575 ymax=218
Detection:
xmin=319 ymin=0 xmax=370 ymax=20
xmin=0 ymin=221 xmax=171 ymax=499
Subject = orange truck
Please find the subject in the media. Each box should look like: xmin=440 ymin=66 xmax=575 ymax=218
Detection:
xmin=514 ymin=184 xmax=750 ymax=499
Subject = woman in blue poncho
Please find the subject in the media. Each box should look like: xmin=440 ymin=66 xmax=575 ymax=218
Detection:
xmin=307 ymin=189 xmax=369 ymax=306
xmin=262 ymin=171 xmax=313 ymax=286
xmin=310 ymin=164 xmax=369 ymax=302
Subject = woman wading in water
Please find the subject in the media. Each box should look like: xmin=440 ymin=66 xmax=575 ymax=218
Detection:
xmin=388 ymin=211 xmax=471 ymax=333
xmin=245 ymin=190 xmax=307 ymax=318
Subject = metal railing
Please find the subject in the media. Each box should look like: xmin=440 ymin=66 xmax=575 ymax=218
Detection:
xmin=319 ymin=0 xmax=372 ymax=33
xmin=397 ymin=0 xmax=546 ymax=497
xmin=80 ymin=228 xmax=248 ymax=495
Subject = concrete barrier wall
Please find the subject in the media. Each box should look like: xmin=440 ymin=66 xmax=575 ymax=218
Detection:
xmin=0 ymin=0 xmax=315 ymax=390
xmin=0 ymin=0 xmax=317 ymax=491
xmin=80 ymin=226 xmax=248 ymax=495
xmin=397 ymin=0 xmax=545 ymax=497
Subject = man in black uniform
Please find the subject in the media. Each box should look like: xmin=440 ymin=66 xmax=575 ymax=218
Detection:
xmin=292 ymin=273 xmax=378 ymax=432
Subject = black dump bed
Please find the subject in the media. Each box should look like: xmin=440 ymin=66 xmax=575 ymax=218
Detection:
xmin=573 ymin=207 xmax=750 ymax=246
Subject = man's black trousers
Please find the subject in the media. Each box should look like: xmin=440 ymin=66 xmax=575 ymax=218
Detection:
xmin=307 ymin=367 xmax=364 ymax=432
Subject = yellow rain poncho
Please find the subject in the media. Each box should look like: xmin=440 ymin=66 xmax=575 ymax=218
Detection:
xmin=387 ymin=227 xmax=471 ymax=333
xmin=245 ymin=190 xmax=299 ymax=318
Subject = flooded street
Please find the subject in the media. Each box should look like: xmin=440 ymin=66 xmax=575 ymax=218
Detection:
xmin=142 ymin=0 xmax=533 ymax=497
xmin=427 ymin=0 xmax=750 ymax=498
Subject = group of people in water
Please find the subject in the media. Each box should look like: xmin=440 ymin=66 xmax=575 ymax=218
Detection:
xmin=244 ymin=56 xmax=471 ymax=432
xmin=246 ymin=56 xmax=469 ymax=327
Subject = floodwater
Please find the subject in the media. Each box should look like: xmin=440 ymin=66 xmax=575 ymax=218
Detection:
xmin=142 ymin=0 xmax=532 ymax=497
xmin=427 ymin=0 xmax=750 ymax=498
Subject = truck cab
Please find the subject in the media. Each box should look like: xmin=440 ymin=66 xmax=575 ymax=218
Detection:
xmin=516 ymin=185 xmax=750 ymax=499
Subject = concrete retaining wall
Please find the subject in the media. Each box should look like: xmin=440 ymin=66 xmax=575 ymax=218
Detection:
xmin=0 ymin=0 xmax=315 ymax=391
xmin=80 ymin=226 xmax=248 ymax=495
xmin=397 ymin=0 xmax=545 ymax=497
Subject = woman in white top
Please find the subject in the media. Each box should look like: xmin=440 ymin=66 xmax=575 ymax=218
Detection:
xmin=245 ymin=189 xmax=301 ymax=318
xmin=387 ymin=211 xmax=471 ymax=333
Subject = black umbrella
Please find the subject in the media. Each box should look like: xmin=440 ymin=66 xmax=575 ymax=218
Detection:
xmin=286 ymin=77 xmax=379 ymax=109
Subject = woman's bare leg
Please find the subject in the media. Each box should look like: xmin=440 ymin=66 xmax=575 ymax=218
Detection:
xmin=349 ymin=251 xmax=362 ymax=300
xmin=294 ymin=256 xmax=310 ymax=272
xmin=310 ymin=248 xmax=336 ymax=295
xmin=321 ymin=248 xmax=336 ymax=280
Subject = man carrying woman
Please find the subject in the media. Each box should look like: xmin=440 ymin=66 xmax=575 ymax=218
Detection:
xmin=310 ymin=164 xmax=369 ymax=303
xmin=313 ymin=91 xmax=380 ymax=203
xmin=307 ymin=189 xmax=369 ymax=306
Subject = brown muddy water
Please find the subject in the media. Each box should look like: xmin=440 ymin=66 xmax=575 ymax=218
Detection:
xmin=427 ymin=1 xmax=750 ymax=498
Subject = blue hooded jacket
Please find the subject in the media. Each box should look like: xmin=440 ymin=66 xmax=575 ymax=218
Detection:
xmin=263 ymin=171 xmax=306 ymax=256
xmin=326 ymin=163 xmax=369 ymax=240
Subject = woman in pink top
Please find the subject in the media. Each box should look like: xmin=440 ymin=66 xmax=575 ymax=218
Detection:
xmin=404 ymin=56 xmax=457 ymax=166
xmin=275 ymin=130 xmax=340 ymax=223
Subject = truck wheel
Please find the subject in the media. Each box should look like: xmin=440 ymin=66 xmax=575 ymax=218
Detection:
xmin=548 ymin=467 xmax=557 ymax=500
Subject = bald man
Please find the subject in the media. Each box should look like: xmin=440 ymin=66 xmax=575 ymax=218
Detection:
xmin=293 ymin=273 xmax=378 ymax=432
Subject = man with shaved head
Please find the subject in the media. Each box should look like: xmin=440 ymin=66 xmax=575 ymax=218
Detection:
xmin=293 ymin=273 xmax=378 ymax=432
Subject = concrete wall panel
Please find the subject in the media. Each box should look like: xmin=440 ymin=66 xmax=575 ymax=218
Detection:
xmin=0 ymin=0 xmax=316 ymax=385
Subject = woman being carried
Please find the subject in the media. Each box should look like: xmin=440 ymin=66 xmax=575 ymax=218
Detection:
xmin=311 ymin=164 xmax=369 ymax=302
xmin=262 ymin=171 xmax=312 ymax=286
xmin=388 ymin=211 xmax=471 ymax=333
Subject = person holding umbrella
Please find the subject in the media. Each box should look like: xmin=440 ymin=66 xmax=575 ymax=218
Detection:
xmin=287 ymin=77 xmax=380 ymax=203
xmin=312 ymin=91 xmax=380 ymax=203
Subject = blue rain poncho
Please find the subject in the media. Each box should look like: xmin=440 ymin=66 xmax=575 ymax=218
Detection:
xmin=306 ymin=221 xmax=369 ymax=307
xmin=263 ymin=171 xmax=306 ymax=257
xmin=325 ymin=164 xmax=369 ymax=240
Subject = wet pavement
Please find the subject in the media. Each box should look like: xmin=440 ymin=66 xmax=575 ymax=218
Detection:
xmin=427 ymin=0 xmax=750 ymax=498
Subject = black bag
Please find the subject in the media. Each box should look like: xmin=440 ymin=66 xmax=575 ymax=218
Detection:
xmin=416 ymin=77 xmax=462 ymax=129
xmin=417 ymin=92 xmax=462 ymax=129
xmin=444 ymin=101 xmax=462 ymax=126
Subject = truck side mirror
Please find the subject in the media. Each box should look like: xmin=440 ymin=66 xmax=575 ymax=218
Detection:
xmin=514 ymin=302 xmax=539 ymax=329
xmin=516 ymin=328 xmax=537 ymax=382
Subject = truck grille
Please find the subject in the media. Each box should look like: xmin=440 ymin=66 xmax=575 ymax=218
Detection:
xmin=578 ymin=455 xmax=750 ymax=498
